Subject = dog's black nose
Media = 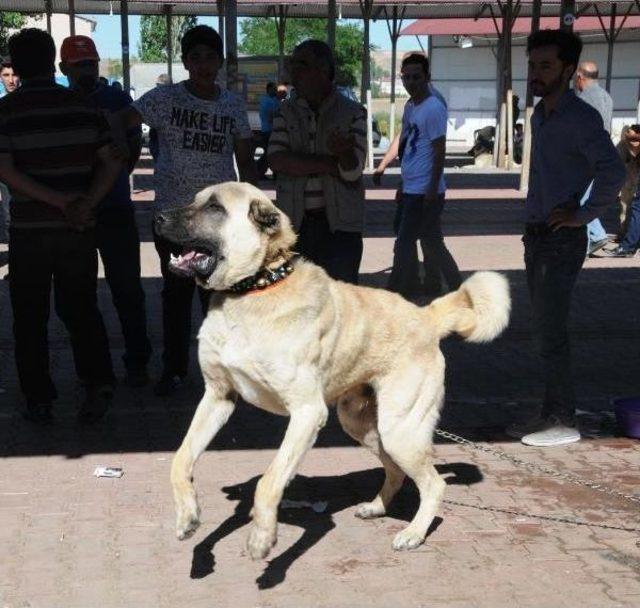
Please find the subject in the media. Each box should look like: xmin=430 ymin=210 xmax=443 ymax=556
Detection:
xmin=155 ymin=212 xmax=168 ymax=225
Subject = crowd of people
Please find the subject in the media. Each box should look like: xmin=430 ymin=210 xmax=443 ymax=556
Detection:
xmin=0 ymin=24 xmax=638 ymax=449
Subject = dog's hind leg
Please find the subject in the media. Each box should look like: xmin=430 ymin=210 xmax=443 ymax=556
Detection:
xmin=171 ymin=374 xmax=235 ymax=541
xmin=337 ymin=389 xmax=405 ymax=519
xmin=247 ymin=391 xmax=328 ymax=560
xmin=374 ymin=368 xmax=446 ymax=551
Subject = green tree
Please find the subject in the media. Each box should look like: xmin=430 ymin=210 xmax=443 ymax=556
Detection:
xmin=0 ymin=12 xmax=28 ymax=55
xmin=239 ymin=18 xmax=371 ymax=88
xmin=138 ymin=15 xmax=198 ymax=62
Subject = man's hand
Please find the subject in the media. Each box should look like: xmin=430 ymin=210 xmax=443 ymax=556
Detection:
xmin=328 ymin=129 xmax=358 ymax=171
xmin=373 ymin=167 xmax=384 ymax=186
xmin=64 ymin=196 xmax=95 ymax=230
xmin=547 ymin=208 xmax=584 ymax=231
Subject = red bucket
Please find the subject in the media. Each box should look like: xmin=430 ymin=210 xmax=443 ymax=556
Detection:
xmin=613 ymin=397 xmax=640 ymax=439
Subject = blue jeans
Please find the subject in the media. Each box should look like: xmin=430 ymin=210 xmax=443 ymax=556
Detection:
xmin=619 ymin=188 xmax=640 ymax=252
xmin=580 ymin=182 xmax=608 ymax=245
xmin=523 ymin=226 xmax=587 ymax=423
xmin=388 ymin=193 xmax=461 ymax=298
xmin=96 ymin=206 xmax=151 ymax=373
xmin=296 ymin=210 xmax=363 ymax=284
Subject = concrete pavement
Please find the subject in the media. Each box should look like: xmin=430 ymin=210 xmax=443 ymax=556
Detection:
xmin=1 ymin=162 xmax=639 ymax=607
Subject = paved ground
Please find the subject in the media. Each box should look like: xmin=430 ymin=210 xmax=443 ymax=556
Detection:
xmin=1 ymin=159 xmax=640 ymax=607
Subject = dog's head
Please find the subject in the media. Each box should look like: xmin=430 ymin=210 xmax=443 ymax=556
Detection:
xmin=154 ymin=182 xmax=296 ymax=290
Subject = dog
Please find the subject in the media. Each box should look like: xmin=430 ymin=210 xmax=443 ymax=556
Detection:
xmin=154 ymin=181 xmax=511 ymax=560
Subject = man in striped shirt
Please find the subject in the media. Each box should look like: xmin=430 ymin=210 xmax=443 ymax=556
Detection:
xmin=268 ymin=40 xmax=367 ymax=284
xmin=0 ymin=29 xmax=121 ymax=425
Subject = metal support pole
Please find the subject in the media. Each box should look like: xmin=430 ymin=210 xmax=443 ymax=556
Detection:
xmin=385 ymin=6 xmax=405 ymax=144
xmin=560 ymin=0 xmax=576 ymax=32
xmin=225 ymin=0 xmax=239 ymax=92
xmin=69 ymin=0 xmax=76 ymax=36
xmin=328 ymin=0 xmax=337 ymax=51
xmin=605 ymin=3 xmax=617 ymax=93
xmin=45 ymin=0 xmax=52 ymax=34
xmin=217 ymin=0 xmax=225 ymax=53
xmin=519 ymin=0 xmax=542 ymax=192
xmin=273 ymin=6 xmax=288 ymax=82
xmin=366 ymin=89 xmax=374 ymax=171
xmin=359 ymin=0 xmax=373 ymax=104
xmin=120 ymin=1 xmax=130 ymax=93
xmin=165 ymin=5 xmax=173 ymax=82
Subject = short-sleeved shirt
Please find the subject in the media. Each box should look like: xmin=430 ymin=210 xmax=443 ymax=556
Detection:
xmin=399 ymin=94 xmax=448 ymax=195
xmin=577 ymin=83 xmax=613 ymax=134
xmin=132 ymin=82 xmax=252 ymax=210
xmin=259 ymin=94 xmax=280 ymax=134
xmin=88 ymin=83 xmax=140 ymax=211
xmin=0 ymin=79 xmax=112 ymax=229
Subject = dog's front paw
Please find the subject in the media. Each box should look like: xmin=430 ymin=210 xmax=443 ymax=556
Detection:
xmin=175 ymin=497 xmax=201 ymax=540
xmin=355 ymin=500 xmax=386 ymax=519
xmin=246 ymin=524 xmax=277 ymax=560
xmin=392 ymin=527 xmax=425 ymax=551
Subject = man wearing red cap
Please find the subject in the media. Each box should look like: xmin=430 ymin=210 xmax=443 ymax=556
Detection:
xmin=60 ymin=35 xmax=151 ymax=388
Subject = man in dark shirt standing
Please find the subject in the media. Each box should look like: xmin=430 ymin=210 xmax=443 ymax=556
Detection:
xmin=60 ymin=35 xmax=151 ymax=387
xmin=0 ymin=29 xmax=120 ymax=424
xmin=507 ymin=30 xmax=625 ymax=447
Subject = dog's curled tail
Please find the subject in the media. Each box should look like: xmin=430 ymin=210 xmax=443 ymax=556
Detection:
xmin=427 ymin=271 xmax=511 ymax=342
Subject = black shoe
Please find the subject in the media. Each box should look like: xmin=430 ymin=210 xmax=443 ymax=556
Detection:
xmin=601 ymin=246 xmax=636 ymax=258
xmin=23 ymin=401 xmax=53 ymax=426
xmin=78 ymin=385 xmax=113 ymax=425
xmin=123 ymin=367 xmax=150 ymax=388
xmin=154 ymin=373 xmax=185 ymax=397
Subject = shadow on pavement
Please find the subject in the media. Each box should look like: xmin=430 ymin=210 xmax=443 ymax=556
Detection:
xmin=190 ymin=463 xmax=482 ymax=587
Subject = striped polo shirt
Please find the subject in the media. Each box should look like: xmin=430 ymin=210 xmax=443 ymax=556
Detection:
xmin=268 ymin=94 xmax=368 ymax=211
xmin=0 ymin=79 xmax=112 ymax=229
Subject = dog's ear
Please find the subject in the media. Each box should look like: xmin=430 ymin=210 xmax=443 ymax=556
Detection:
xmin=249 ymin=198 xmax=281 ymax=235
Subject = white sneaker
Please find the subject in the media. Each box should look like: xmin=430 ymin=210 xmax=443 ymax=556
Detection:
xmin=521 ymin=418 xmax=581 ymax=447
xmin=505 ymin=416 xmax=548 ymax=439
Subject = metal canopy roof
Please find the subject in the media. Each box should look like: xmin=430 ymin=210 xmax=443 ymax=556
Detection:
xmin=0 ymin=1 xmax=635 ymax=19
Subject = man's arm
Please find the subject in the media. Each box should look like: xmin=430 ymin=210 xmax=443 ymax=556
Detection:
xmin=373 ymin=134 xmax=401 ymax=186
xmin=267 ymin=110 xmax=338 ymax=177
xmin=425 ymin=136 xmax=446 ymax=201
xmin=330 ymin=107 xmax=367 ymax=182
xmin=234 ymin=137 xmax=258 ymax=185
xmin=66 ymin=143 xmax=123 ymax=228
xmin=549 ymin=123 xmax=626 ymax=229
xmin=0 ymin=153 xmax=75 ymax=210
xmin=126 ymin=131 xmax=142 ymax=174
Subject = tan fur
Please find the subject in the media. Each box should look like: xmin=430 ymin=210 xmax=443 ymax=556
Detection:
xmin=168 ymin=182 xmax=511 ymax=559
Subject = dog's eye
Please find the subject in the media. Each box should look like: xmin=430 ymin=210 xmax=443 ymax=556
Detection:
xmin=207 ymin=202 xmax=223 ymax=212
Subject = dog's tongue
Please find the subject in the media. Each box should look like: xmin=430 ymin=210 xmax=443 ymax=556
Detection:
xmin=169 ymin=249 xmax=208 ymax=275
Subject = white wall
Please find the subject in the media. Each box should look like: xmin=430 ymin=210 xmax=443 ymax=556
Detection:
xmin=23 ymin=14 xmax=95 ymax=69
xmin=430 ymin=34 xmax=640 ymax=145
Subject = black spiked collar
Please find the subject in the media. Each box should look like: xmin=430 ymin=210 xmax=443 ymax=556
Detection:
xmin=227 ymin=256 xmax=297 ymax=295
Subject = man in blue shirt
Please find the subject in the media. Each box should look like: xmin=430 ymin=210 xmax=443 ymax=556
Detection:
xmin=60 ymin=36 xmax=151 ymax=387
xmin=257 ymin=82 xmax=280 ymax=178
xmin=507 ymin=30 xmax=625 ymax=447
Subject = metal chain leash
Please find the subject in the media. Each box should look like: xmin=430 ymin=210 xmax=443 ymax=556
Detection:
xmin=434 ymin=428 xmax=640 ymax=533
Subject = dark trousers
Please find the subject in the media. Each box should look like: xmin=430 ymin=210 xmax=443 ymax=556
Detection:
xmin=96 ymin=207 xmax=151 ymax=373
xmin=153 ymin=226 xmax=209 ymax=378
xmin=296 ymin=210 xmax=363 ymax=284
xmin=9 ymin=228 xmax=114 ymax=404
xmin=620 ymin=189 xmax=640 ymax=251
xmin=523 ymin=226 xmax=588 ymax=423
xmin=388 ymin=193 xmax=462 ymax=298
xmin=256 ymin=131 xmax=271 ymax=179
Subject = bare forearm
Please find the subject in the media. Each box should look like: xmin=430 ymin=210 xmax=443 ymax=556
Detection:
xmin=426 ymin=144 xmax=446 ymax=197
xmin=377 ymin=135 xmax=400 ymax=171
xmin=86 ymin=157 xmax=122 ymax=208
xmin=0 ymin=167 xmax=69 ymax=209
xmin=268 ymin=151 xmax=337 ymax=177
